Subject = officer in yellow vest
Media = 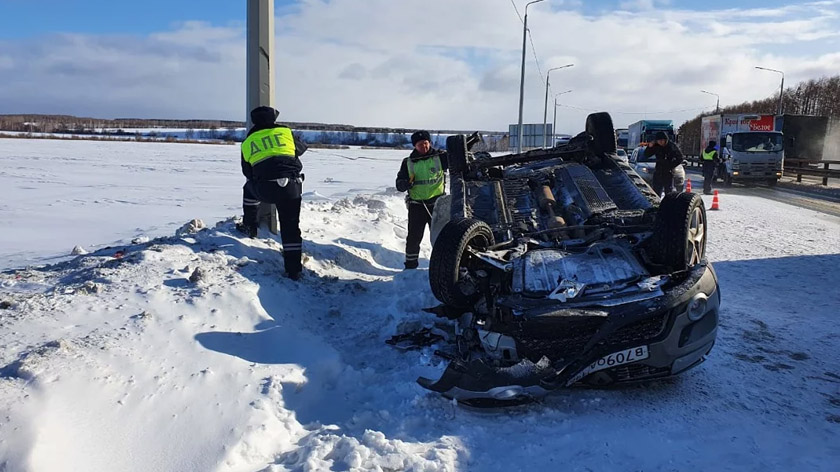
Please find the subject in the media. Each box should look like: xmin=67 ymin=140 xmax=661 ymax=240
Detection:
xmin=238 ymin=106 xmax=308 ymax=280
xmin=701 ymin=140 xmax=719 ymax=195
xmin=395 ymin=130 xmax=448 ymax=269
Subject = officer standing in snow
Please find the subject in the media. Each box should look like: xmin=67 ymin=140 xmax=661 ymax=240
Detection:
xmin=644 ymin=131 xmax=683 ymax=196
xmin=238 ymin=106 xmax=308 ymax=280
xmin=701 ymin=140 xmax=719 ymax=195
xmin=395 ymin=130 xmax=448 ymax=269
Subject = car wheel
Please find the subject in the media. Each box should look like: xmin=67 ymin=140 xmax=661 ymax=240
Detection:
xmin=446 ymin=135 xmax=470 ymax=174
xmin=767 ymin=178 xmax=778 ymax=187
xmin=651 ymin=192 xmax=707 ymax=272
xmin=429 ymin=218 xmax=495 ymax=308
xmin=585 ymin=112 xmax=617 ymax=155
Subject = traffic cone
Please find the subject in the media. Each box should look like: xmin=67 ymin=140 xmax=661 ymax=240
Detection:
xmin=710 ymin=190 xmax=720 ymax=210
xmin=685 ymin=179 xmax=692 ymax=193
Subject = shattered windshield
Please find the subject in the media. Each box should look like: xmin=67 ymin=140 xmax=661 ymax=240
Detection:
xmin=731 ymin=133 xmax=783 ymax=152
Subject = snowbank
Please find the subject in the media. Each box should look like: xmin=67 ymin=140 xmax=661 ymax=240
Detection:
xmin=1 ymin=138 xmax=839 ymax=471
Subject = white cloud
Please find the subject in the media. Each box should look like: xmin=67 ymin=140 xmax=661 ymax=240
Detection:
xmin=0 ymin=1 xmax=838 ymax=132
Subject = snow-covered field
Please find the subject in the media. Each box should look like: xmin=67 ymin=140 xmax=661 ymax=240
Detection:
xmin=1 ymin=138 xmax=839 ymax=471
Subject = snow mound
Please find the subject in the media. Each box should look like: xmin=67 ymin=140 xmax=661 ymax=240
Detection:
xmin=1 ymin=191 xmax=839 ymax=471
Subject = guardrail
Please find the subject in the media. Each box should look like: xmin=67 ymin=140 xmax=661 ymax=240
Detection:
xmin=784 ymin=159 xmax=840 ymax=186
xmin=684 ymin=156 xmax=839 ymax=186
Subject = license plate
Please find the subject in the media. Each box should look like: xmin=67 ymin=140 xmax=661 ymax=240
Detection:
xmin=566 ymin=345 xmax=650 ymax=386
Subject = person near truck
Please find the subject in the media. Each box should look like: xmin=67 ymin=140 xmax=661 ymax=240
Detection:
xmin=395 ymin=130 xmax=448 ymax=269
xmin=701 ymin=140 xmax=719 ymax=195
xmin=644 ymin=131 xmax=683 ymax=196
xmin=238 ymin=106 xmax=308 ymax=281
xmin=717 ymin=144 xmax=731 ymax=182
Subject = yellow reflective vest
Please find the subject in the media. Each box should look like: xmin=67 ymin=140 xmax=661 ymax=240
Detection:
xmin=241 ymin=128 xmax=296 ymax=165
xmin=407 ymin=155 xmax=445 ymax=201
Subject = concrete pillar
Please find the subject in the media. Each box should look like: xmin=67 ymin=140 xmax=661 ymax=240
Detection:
xmin=246 ymin=0 xmax=278 ymax=234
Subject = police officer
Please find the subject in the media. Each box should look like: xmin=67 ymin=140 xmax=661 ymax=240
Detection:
xmin=238 ymin=106 xmax=308 ymax=280
xmin=644 ymin=131 xmax=683 ymax=196
xmin=701 ymin=140 xmax=719 ymax=195
xmin=395 ymin=130 xmax=448 ymax=269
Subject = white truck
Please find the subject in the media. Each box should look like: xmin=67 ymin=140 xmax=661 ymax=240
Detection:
xmin=700 ymin=114 xmax=784 ymax=185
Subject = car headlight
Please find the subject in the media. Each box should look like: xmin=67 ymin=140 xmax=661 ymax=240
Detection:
xmin=687 ymin=294 xmax=708 ymax=321
xmin=640 ymin=167 xmax=650 ymax=173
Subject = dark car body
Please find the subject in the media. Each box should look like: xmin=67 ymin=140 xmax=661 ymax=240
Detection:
xmin=418 ymin=113 xmax=719 ymax=405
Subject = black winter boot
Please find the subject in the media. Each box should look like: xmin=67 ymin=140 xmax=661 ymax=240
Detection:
xmin=236 ymin=222 xmax=258 ymax=238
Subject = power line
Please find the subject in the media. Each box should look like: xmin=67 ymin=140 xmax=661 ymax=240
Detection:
xmin=556 ymin=104 xmax=711 ymax=115
xmin=510 ymin=0 xmax=523 ymax=23
xmin=528 ymin=29 xmax=545 ymax=83
xmin=509 ymin=1 xmax=545 ymax=83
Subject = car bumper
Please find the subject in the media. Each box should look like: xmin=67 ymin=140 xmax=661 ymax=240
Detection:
xmin=574 ymin=262 xmax=720 ymax=385
xmin=417 ymin=262 xmax=721 ymax=402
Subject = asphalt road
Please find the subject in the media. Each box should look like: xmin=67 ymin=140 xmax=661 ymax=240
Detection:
xmin=683 ymin=168 xmax=840 ymax=217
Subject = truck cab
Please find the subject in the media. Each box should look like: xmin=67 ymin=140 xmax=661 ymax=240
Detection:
xmin=724 ymin=131 xmax=784 ymax=185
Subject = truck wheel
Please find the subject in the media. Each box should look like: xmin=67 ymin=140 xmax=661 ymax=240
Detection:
xmin=429 ymin=218 xmax=495 ymax=308
xmin=651 ymin=192 xmax=707 ymax=272
xmin=446 ymin=135 xmax=470 ymax=174
xmin=585 ymin=112 xmax=617 ymax=155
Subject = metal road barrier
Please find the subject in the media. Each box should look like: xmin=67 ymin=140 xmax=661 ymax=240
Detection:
xmin=785 ymin=159 xmax=840 ymax=186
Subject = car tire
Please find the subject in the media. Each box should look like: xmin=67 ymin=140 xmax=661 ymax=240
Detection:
xmin=767 ymin=178 xmax=778 ymax=187
xmin=429 ymin=218 xmax=495 ymax=308
xmin=651 ymin=192 xmax=707 ymax=272
xmin=585 ymin=112 xmax=617 ymax=155
xmin=446 ymin=135 xmax=470 ymax=174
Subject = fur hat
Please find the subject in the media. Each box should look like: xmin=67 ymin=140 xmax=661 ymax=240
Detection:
xmin=411 ymin=130 xmax=431 ymax=146
xmin=250 ymin=106 xmax=280 ymax=126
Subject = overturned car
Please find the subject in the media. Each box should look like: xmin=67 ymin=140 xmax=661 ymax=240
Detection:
xmin=417 ymin=112 xmax=719 ymax=406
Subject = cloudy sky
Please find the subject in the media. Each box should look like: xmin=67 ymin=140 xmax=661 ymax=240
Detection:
xmin=1 ymin=0 xmax=839 ymax=132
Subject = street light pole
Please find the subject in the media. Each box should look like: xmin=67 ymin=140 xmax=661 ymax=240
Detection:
xmin=700 ymin=89 xmax=720 ymax=113
xmin=552 ymin=90 xmax=572 ymax=147
xmin=755 ymin=66 xmax=785 ymax=115
xmin=516 ymin=0 xmax=544 ymax=153
xmin=542 ymin=64 xmax=574 ymax=147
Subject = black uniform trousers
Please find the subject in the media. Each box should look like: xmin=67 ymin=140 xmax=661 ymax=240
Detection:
xmin=651 ymin=171 xmax=675 ymax=196
xmin=405 ymin=198 xmax=437 ymax=267
xmin=243 ymin=179 xmax=303 ymax=275
xmin=702 ymin=161 xmax=716 ymax=194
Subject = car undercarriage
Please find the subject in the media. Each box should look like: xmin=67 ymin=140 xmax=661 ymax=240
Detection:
xmin=396 ymin=113 xmax=720 ymax=406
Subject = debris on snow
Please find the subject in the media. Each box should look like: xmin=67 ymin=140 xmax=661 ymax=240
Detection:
xmin=175 ymin=218 xmax=206 ymax=236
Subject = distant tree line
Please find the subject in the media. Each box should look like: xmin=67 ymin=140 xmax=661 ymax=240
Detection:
xmin=678 ymin=74 xmax=840 ymax=155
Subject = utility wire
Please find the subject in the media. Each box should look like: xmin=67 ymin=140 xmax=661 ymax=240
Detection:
xmin=510 ymin=0 xmax=523 ymax=22
xmin=510 ymin=0 xmax=545 ymax=83
xmin=556 ymin=104 xmax=711 ymax=115
xmin=528 ymin=29 xmax=545 ymax=83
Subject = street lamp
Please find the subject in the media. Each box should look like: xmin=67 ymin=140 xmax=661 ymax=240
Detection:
xmin=552 ymin=90 xmax=572 ymax=147
xmin=516 ymin=0 xmax=544 ymax=153
xmin=543 ymin=64 xmax=574 ymax=147
xmin=755 ymin=66 xmax=785 ymax=115
xmin=700 ymin=89 xmax=719 ymax=113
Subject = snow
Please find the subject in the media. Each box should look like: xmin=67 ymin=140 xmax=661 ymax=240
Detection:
xmin=1 ymin=137 xmax=840 ymax=471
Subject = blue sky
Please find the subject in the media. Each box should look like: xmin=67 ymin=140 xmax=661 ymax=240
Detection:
xmin=0 ymin=0 xmax=805 ymax=38
xmin=0 ymin=0 xmax=838 ymax=130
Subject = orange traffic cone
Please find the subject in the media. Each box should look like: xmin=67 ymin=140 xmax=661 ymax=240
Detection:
xmin=710 ymin=190 xmax=720 ymax=210
xmin=685 ymin=179 xmax=692 ymax=193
